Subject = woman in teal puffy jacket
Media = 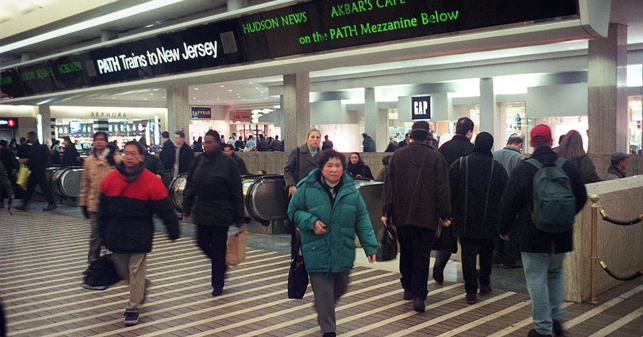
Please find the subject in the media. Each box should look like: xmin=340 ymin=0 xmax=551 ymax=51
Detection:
xmin=288 ymin=149 xmax=378 ymax=337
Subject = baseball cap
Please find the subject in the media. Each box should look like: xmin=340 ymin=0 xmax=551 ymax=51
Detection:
xmin=530 ymin=124 xmax=552 ymax=142
xmin=610 ymin=152 xmax=629 ymax=162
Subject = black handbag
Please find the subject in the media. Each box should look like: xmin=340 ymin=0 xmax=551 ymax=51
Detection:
xmin=376 ymin=221 xmax=397 ymax=261
xmin=82 ymin=254 xmax=120 ymax=290
xmin=287 ymin=254 xmax=308 ymax=299
xmin=287 ymin=232 xmax=308 ymax=299
xmin=432 ymin=223 xmax=458 ymax=254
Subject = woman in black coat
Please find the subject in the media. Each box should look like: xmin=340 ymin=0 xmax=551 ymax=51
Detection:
xmin=182 ymin=130 xmax=245 ymax=296
xmin=346 ymin=152 xmax=374 ymax=180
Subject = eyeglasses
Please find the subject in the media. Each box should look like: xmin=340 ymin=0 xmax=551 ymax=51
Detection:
xmin=123 ymin=151 xmax=140 ymax=156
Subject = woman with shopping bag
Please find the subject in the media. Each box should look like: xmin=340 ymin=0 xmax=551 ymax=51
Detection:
xmin=287 ymin=149 xmax=378 ymax=337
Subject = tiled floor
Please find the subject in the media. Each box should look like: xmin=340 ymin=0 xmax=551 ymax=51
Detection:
xmin=1 ymin=202 xmax=643 ymax=336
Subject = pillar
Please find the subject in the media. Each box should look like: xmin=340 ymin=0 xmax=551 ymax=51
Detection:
xmin=364 ymin=88 xmax=387 ymax=152
xmin=101 ymin=30 xmax=118 ymax=42
xmin=167 ymin=87 xmax=191 ymax=135
xmin=588 ymin=23 xmax=628 ymax=155
xmin=38 ymin=104 xmax=52 ymax=146
xmin=283 ymin=73 xmax=310 ymax=152
xmin=227 ymin=0 xmax=246 ymax=11
xmin=479 ymin=78 xmax=501 ymax=150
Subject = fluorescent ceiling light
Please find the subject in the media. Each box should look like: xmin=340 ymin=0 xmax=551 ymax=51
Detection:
xmin=0 ymin=0 xmax=184 ymax=54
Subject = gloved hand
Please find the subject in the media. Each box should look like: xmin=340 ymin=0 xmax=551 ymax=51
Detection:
xmin=81 ymin=206 xmax=90 ymax=219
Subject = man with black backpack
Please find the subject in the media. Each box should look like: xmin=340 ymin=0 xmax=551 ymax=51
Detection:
xmin=498 ymin=124 xmax=587 ymax=337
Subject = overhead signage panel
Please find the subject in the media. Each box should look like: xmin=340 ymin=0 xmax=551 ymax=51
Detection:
xmin=0 ymin=0 xmax=578 ymax=100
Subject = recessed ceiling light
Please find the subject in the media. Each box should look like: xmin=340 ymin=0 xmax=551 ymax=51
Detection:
xmin=193 ymin=97 xmax=197 ymax=99
xmin=205 ymin=92 xmax=208 ymax=95
xmin=194 ymin=88 xmax=199 ymax=90
xmin=221 ymin=85 xmax=225 ymax=88
xmin=150 ymin=93 xmax=154 ymax=95
xmin=229 ymin=89 xmax=233 ymax=92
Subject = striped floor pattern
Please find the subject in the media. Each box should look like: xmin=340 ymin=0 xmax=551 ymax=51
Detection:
xmin=1 ymin=208 xmax=643 ymax=336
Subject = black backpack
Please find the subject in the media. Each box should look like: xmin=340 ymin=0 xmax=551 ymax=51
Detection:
xmin=82 ymin=255 xmax=120 ymax=290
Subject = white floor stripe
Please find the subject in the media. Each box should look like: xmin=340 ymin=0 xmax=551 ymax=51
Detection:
xmin=245 ymin=281 xmax=455 ymax=337
xmin=8 ymin=266 xmax=291 ymax=324
xmin=137 ymin=270 xmax=394 ymax=337
xmin=564 ymin=284 xmax=643 ymax=330
xmin=395 ymin=292 xmax=515 ymax=336
xmin=3 ymin=255 xmax=290 ymax=306
xmin=588 ymin=307 xmax=643 ymax=337
xmin=487 ymin=302 xmax=574 ymax=337
xmin=434 ymin=299 xmax=532 ymax=337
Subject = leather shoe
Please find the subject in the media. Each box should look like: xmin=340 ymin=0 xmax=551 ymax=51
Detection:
xmin=528 ymin=329 xmax=552 ymax=337
xmin=403 ymin=290 xmax=412 ymax=300
xmin=465 ymin=293 xmax=477 ymax=304
xmin=479 ymin=286 xmax=492 ymax=296
xmin=212 ymin=288 xmax=223 ymax=296
xmin=412 ymin=298 xmax=425 ymax=312
xmin=552 ymin=320 xmax=564 ymax=336
xmin=43 ymin=204 xmax=57 ymax=211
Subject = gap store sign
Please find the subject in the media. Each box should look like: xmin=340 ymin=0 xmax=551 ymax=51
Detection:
xmin=0 ymin=0 xmax=578 ymax=100
xmin=412 ymin=96 xmax=431 ymax=120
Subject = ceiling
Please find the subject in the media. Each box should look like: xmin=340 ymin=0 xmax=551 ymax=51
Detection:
xmin=1 ymin=0 xmax=642 ymax=110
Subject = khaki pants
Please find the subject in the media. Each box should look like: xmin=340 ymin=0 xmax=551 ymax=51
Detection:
xmin=111 ymin=253 xmax=147 ymax=313
xmin=88 ymin=213 xmax=102 ymax=263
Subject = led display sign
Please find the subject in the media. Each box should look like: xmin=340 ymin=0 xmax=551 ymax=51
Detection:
xmin=0 ymin=0 xmax=578 ymax=100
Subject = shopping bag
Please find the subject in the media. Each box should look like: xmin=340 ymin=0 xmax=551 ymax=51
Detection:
xmin=287 ymin=253 xmax=308 ymax=299
xmin=82 ymin=254 xmax=120 ymax=291
xmin=16 ymin=164 xmax=30 ymax=187
xmin=433 ymin=223 xmax=458 ymax=254
xmin=376 ymin=221 xmax=398 ymax=262
xmin=225 ymin=229 xmax=247 ymax=266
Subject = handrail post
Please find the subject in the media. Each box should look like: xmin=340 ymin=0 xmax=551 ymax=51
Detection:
xmin=589 ymin=194 xmax=599 ymax=304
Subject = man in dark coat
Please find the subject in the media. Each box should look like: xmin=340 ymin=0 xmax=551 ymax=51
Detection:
xmin=159 ymin=131 xmax=175 ymax=186
xmin=449 ymin=132 xmax=507 ymax=304
xmin=382 ymin=121 xmax=451 ymax=313
xmin=223 ymin=144 xmax=248 ymax=174
xmin=16 ymin=131 xmax=57 ymax=211
xmin=98 ymin=141 xmax=179 ymax=326
xmin=172 ymin=131 xmax=193 ymax=178
xmin=256 ymin=134 xmax=269 ymax=151
xmin=498 ymin=124 xmax=587 ymax=337
xmin=433 ymin=116 xmax=475 ymax=284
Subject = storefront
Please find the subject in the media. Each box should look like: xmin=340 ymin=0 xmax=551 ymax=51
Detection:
xmin=50 ymin=106 xmax=167 ymax=149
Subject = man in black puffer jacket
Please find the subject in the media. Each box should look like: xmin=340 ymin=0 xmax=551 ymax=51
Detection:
xmin=98 ymin=141 xmax=179 ymax=326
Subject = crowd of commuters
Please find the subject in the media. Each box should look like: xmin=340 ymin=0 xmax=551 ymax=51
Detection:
xmin=0 ymin=121 xmax=635 ymax=336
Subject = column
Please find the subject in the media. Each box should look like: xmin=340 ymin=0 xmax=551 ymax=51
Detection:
xmin=283 ymin=73 xmax=310 ymax=152
xmin=38 ymin=104 xmax=52 ymax=146
xmin=227 ymin=0 xmax=246 ymax=11
xmin=167 ymin=87 xmax=191 ymax=135
xmin=364 ymin=88 xmax=387 ymax=152
xmin=588 ymin=23 xmax=628 ymax=155
xmin=479 ymin=78 xmax=501 ymax=150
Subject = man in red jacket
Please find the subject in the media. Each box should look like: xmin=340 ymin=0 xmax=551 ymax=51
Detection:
xmin=98 ymin=141 xmax=180 ymax=326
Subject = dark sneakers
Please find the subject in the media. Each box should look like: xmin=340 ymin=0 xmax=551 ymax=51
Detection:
xmin=552 ymin=320 xmax=565 ymax=336
xmin=528 ymin=329 xmax=552 ymax=337
xmin=433 ymin=268 xmax=444 ymax=284
xmin=403 ymin=290 xmax=412 ymax=300
xmin=124 ymin=312 xmax=139 ymax=326
xmin=412 ymin=298 xmax=425 ymax=312
xmin=479 ymin=286 xmax=492 ymax=296
xmin=465 ymin=293 xmax=477 ymax=304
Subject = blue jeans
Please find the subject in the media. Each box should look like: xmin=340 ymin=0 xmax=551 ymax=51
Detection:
xmin=522 ymin=252 xmax=566 ymax=336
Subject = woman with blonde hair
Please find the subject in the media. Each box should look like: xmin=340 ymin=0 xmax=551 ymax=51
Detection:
xmin=556 ymin=130 xmax=601 ymax=184
xmin=284 ymin=129 xmax=322 ymax=197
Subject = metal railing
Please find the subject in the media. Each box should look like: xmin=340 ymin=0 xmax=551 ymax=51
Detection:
xmin=589 ymin=194 xmax=643 ymax=303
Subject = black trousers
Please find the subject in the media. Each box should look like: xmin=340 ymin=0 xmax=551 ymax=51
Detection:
xmin=397 ymin=226 xmax=434 ymax=300
xmin=460 ymin=237 xmax=494 ymax=295
xmin=196 ymin=225 xmax=229 ymax=291
xmin=23 ymin=169 xmax=55 ymax=206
